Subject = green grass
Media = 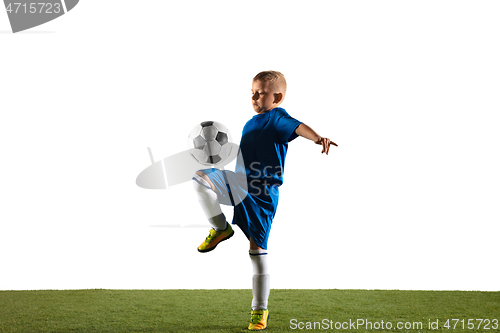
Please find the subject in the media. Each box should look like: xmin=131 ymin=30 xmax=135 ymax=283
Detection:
xmin=0 ymin=289 xmax=498 ymax=332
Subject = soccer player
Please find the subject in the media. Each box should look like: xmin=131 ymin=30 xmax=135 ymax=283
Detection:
xmin=192 ymin=71 xmax=337 ymax=331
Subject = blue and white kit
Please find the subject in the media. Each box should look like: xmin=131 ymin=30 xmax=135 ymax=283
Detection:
xmin=200 ymin=108 xmax=302 ymax=249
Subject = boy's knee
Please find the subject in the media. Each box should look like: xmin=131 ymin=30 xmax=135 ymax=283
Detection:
xmin=249 ymin=238 xmax=265 ymax=251
xmin=194 ymin=171 xmax=215 ymax=191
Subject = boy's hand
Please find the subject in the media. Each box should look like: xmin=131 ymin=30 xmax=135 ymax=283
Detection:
xmin=314 ymin=137 xmax=337 ymax=155
xmin=295 ymin=124 xmax=338 ymax=155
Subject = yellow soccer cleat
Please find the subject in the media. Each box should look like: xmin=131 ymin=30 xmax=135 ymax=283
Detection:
xmin=248 ymin=309 xmax=269 ymax=331
xmin=197 ymin=224 xmax=234 ymax=253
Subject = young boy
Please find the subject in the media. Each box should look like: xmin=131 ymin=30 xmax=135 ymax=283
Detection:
xmin=192 ymin=71 xmax=337 ymax=331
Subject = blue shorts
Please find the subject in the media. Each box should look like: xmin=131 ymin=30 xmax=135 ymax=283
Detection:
xmin=201 ymin=168 xmax=280 ymax=250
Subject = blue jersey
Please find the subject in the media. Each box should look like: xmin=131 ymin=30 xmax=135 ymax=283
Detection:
xmin=235 ymin=107 xmax=302 ymax=186
xmin=203 ymin=107 xmax=302 ymax=249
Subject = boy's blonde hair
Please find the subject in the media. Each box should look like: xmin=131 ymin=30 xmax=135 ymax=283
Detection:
xmin=253 ymin=71 xmax=287 ymax=96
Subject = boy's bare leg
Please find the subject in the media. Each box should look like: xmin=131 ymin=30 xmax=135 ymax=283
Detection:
xmin=249 ymin=238 xmax=264 ymax=250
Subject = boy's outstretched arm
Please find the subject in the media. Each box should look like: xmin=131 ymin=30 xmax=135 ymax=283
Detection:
xmin=295 ymin=123 xmax=338 ymax=155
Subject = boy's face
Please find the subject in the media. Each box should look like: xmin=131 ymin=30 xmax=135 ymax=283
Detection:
xmin=251 ymin=79 xmax=283 ymax=114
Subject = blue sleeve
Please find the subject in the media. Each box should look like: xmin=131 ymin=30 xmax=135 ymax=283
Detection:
xmin=273 ymin=108 xmax=303 ymax=143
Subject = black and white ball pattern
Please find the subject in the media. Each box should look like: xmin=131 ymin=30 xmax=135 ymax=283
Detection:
xmin=188 ymin=121 xmax=232 ymax=165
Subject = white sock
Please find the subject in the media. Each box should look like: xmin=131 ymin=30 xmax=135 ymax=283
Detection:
xmin=249 ymin=249 xmax=270 ymax=310
xmin=192 ymin=175 xmax=227 ymax=231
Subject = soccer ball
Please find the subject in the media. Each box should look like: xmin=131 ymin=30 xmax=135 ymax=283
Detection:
xmin=188 ymin=121 xmax=233 ymax=165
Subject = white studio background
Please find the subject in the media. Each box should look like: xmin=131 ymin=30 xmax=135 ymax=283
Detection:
xmin=0 ymin=1 xmax=499 ymax=291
